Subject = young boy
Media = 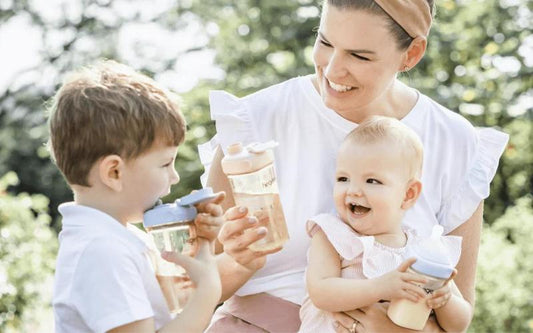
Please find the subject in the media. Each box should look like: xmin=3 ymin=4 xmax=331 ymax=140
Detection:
xmin=49 ymin=60 xmax=224 ymax=332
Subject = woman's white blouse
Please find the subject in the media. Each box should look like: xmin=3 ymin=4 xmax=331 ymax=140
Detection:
xmin=198 ymin=75 xmax=508 ymax=304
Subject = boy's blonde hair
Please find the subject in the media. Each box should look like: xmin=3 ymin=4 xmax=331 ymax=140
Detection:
xmin=345 ymin=116 xmax=424 ymax=179
xmin=47 ymin=60 xmax=186 ymax=186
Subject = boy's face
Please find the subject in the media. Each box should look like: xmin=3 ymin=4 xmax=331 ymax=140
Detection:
xmin=121 ymin=141 xmax=180 ymax=221
xmin=333 ymin=140 xmax=412 ymax=236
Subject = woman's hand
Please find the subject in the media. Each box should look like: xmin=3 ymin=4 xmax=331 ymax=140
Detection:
xmin=193 ymin=191 xmax=225 ymax=242
xmin=218 ymin=205 xmax=282 ymax=272
xmin=332 ymin=303 xmax=443 ymax=333
xmin=427 ymin=269 xmax=456 ymax=309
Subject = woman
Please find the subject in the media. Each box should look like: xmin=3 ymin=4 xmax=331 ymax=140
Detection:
xmin=199 ymin=0 xmax=508 ymax=331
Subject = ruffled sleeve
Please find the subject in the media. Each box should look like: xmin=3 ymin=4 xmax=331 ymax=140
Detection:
xmin=306 ymin=214 xmax=368 ymax=260
xmin=438 ymin=127 xmax=509 ymax=234
xmin=198 ymin=90 xmax=257 ymax=187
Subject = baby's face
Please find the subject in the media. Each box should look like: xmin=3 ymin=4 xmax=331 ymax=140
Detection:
xmin=120 ymin=141 xmax=180 ymax=222
xmin=333 ymin=140 xmax=412 ymax=236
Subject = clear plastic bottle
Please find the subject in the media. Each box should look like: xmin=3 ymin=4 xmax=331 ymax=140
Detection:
xmin=143 ymin=188 xmax=216 ymax=313
xmin=221 ymin=141 xmax=289 ymax=252
xmin=387 ymin=225 xmax=457 ymax=330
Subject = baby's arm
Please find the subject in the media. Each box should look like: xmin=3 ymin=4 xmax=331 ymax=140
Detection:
xmin=307 ymin=230 xmax=427 ymax=312
xmin=429 ymin=279 xmax=472 ymax=332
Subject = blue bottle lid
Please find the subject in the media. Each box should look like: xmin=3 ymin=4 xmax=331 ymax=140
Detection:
xmin=178 ymin=188 xmax=217 ymax=206
xmin=143 ymin=187 xmax=217 ymax=228
xmin=408 ymin=225 xmax=455 ymax=280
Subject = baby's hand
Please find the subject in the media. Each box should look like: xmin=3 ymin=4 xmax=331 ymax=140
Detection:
xmin=426 ymin=269 xmax=457 ymax=309
xmin=377 ymin=258 xmax=428 ymax=302
xmin=193 ymin=191 xmax=225 ymax=242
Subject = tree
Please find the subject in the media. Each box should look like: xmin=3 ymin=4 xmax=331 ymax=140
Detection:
xmin=0 ymin=172 xmax=56 ymax=332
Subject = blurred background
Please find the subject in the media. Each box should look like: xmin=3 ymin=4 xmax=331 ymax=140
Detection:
xmin=0 ymin=0 xmax=531 ymax=331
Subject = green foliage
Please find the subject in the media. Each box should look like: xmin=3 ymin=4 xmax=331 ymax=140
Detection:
xmin=472 ymin=195 xmax=533 ymax=332
xmin=0 ymin=172 xmax=57 ymax=332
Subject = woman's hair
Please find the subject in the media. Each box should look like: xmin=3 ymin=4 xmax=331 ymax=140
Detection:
xmin=47 ymin=60 xmax=186 ymax=186
xmin=326 ymin=0 xmax=435 ymax=50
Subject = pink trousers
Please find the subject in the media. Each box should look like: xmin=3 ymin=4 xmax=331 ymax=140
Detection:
xmin=205 ymin=293 xmax=301 ymax=333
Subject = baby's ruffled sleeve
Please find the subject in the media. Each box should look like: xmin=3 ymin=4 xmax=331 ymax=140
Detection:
xmin=306 ymin=214 xmax=366 ymax=260
xmin=438 ymin=128 xmax=509 ymax=234
xmin=198 ymin=90 xmax=257 ymax=187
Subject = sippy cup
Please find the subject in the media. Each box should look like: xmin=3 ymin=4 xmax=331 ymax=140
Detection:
xmin=221 ymin=141 xmax=289 ymax=252
xmin=143 ymin=187 xmax=217 ymax=313
xmin=387 ymin=225 xmax=457 ymax=330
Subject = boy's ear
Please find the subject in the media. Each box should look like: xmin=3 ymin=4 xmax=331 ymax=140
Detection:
xmin=98 ymin=155 xmax=124 ymax=192
xmin=401 ymin=179 xmax=422 ymax=210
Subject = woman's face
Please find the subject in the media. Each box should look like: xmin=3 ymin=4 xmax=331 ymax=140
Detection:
xmin=313 ymin=4 xmax=407 ymax=122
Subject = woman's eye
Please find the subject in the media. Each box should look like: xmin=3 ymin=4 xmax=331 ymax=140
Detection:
xmin=320 ymin=39 xmax=332 ymax=47
xmin=351 ymin=53 xmax=370 ymax=61
xmin=366 ymin=178 xmax=381 ymax=184
xmin=337 ymin=176 xmax=348 ymax=182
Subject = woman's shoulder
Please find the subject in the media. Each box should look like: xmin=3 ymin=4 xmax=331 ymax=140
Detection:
xmin=209 ymin=75 xmax=313 ymax=118
xmin=240 ymin=75 xmax=314 ymax=104
xmin=413 ymin=93 xmax=477 ymax=145
xmin=420 ymin=94 xmax=475 ymax=135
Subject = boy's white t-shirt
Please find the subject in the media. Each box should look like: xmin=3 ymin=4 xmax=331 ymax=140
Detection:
xmin=53 ymin=203 xmax=171 ymax=333
xmin=198 ymin=75 xmax=508 ymax=305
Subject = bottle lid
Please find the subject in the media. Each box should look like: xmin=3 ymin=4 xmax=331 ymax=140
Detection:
xmin=143 ymin=187 xmax=216 ymax=228
xmin=408 ymin=225 xmax=455 ymax=279
xmin=178 ymin=188 xmax=217 ymax=206
xmin=143 ymin=202 xmax=197 ymax=228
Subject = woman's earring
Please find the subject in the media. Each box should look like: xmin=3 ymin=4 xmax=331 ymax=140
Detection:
xmin=403 ymin=65 xmax=410 ymax=72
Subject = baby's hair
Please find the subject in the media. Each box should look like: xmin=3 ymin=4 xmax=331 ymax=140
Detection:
xmin=47 ymin=60 xmax=186 ymax=186
xmin=345 ymin=116 xmax=424 ymax=179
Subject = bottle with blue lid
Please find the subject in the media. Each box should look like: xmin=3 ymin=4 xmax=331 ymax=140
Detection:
xmin=387 ymin=225 xmax=457 ymax=330
xmin=143 ymin=188 xmax=217 ymax=314
xmin=143 ymin=188 xmax=217 ymax=257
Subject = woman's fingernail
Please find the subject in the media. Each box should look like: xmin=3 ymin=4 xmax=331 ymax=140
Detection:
xmin=248 ymin=217 xmax=257 ymax=224
xmin=239 ymin=206 xmax=246 ymax=213
xmin=256 ymin=227 xmax=267 ymax=235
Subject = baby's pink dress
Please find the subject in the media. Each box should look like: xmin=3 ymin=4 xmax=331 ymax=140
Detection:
xmin=298 ymin=213 xmax=461 ymax=333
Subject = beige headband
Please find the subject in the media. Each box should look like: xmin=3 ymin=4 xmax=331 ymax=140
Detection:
xmin=373 ymin=0 xmax=432 ymax=38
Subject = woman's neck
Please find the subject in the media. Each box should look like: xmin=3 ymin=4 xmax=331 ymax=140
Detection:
xmin=369 ymin=80 xmax=418 ymax=121
xmin=310 ymin=75 xmax=418 ymax=123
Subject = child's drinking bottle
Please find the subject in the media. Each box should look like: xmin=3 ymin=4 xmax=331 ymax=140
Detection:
xmin=221 ymin=141 xmax=289 ymax=251
xmin=387 ymin=225 xmax=458 ymax=330
xmin=143 ymin=188 xmax=217 ymax=313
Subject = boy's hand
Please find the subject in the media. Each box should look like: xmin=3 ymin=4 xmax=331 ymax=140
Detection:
xmin=377 ymin=258 xmax=428 ymax=302
xmin=193 ymin=191 xmax=225 ymax=242
xmin=161 ymin=239 xmax=221 ymax=293
xmin=426 ymin=269 xmax=457 ymax=309
xmin=218 ymin=205 xmax=282 ymax=272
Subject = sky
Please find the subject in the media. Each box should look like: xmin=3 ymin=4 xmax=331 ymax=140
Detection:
xmin=0 ymin=0 xmax=531 ymax=110
xmin=0 ymin=0 xmax=224 ymax=95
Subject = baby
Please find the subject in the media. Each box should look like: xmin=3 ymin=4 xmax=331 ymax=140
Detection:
xmin=299 ymin=116 xmax=471 ymax=332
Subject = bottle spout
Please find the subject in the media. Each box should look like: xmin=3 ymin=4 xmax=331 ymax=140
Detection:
xmin=431 ymin=225 xmax=444 ymax=239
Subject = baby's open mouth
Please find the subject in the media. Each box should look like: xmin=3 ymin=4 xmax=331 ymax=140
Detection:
xmin=349 ymin=203 xmax=371 ymax=215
